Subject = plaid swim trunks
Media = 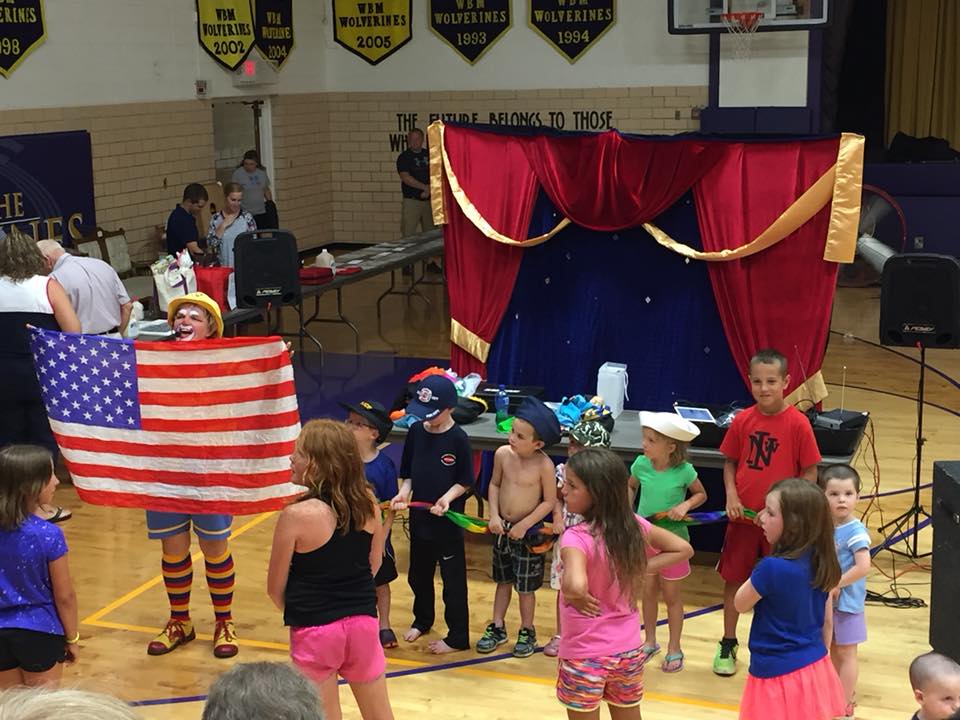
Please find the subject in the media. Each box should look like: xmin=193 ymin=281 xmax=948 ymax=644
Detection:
xmin=556 ymin=648 xmax=646 ymax=711
xmin=492 ymin=522 xmax=545 ymax=593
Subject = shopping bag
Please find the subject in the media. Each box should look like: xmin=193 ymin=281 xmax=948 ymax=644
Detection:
xmin=195 ymin=266 xmax=233 ymax=310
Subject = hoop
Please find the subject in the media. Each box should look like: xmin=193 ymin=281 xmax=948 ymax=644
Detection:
xmin=720 ymin=11 xmax=762 ymax=60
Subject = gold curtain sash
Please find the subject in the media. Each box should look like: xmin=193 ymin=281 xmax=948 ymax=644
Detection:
xmin=785 ymin=370 xmax=829 ymax=407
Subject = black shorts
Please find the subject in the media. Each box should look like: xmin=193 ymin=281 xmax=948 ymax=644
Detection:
xmin=0 ymin=628 xmax=67 ymax=673
xmin=375 ymin=545 xmax=398 ymax=587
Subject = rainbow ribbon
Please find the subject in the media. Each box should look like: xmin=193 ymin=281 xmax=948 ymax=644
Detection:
xmin=382 ymin=501 xmax=554 ymax=538
xmin=648 ymin=508 xmax=758 ymax=526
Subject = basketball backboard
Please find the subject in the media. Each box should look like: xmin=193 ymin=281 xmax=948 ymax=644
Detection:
xmin=668 ymin=0 xmax=830 ymax=33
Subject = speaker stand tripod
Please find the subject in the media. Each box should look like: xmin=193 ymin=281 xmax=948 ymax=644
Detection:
xmin=878 ymin=343 xmax=932 ymax=559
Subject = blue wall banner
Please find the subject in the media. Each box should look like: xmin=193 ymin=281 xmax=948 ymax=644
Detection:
xmin=429 ymin=0 xmax=511 ymax=65
xmin=0 ymin=131 xmax=97 ymax=245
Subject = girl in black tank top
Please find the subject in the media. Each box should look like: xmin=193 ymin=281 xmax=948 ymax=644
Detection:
xmin=267 ymin=419 xmax=395 ymax=720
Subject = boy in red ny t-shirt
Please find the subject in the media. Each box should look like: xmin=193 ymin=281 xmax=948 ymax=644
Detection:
xmin=713 ymin=348 xmax=821 ymax=677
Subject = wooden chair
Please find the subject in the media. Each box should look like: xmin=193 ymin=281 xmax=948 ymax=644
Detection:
xmin=75 ymin=227 xmax=154 ymax=302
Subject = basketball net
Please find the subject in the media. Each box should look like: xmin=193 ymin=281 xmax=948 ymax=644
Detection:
xmin=720 ymin=12 xmax=762 ymax=60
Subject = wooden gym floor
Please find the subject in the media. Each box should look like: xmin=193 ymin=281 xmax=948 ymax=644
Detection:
xmin=50 ymin=277 xmax=959 ymax=719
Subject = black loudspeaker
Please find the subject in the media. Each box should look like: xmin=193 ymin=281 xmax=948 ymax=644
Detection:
xmin=879 ymin=254 xmax=960 ymax=348
xmin=234 ymin=230 xmax=300 ymax=308
xmin=931 ymin=461 xmax=960 ymax=663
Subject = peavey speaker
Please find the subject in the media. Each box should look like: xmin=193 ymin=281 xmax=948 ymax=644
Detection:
xmin=879 ymin=254 xmax=960 ymax=348
xmin=234 ymin=230 xmax=300 ymax=308
xmin=931 ymin=461 xmax=960 ymax=663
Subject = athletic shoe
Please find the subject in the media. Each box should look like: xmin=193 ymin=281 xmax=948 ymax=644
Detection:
xmin=476 ymin=623 xmax=508 ymax=653
xmin=712 ymin=638 xmax=738 ymax=676
xmin=512 ymin=627 xmax=537 ymax=658
xmin=213 ymin=620 xmax=239 ymax=658
xmin=147 ymin=619 xmax=195 ymax=656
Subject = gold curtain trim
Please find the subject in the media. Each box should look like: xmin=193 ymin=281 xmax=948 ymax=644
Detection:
xmin=433 ymin=120 xmax=571 ymax=246
xmin=451 ymin=318 xmax=491 ymax=362
xmin=824 ymin=133 xmax=865 ymax=263
xmin=785 ymin=370 xmax=829 ymax=408
xmin=428 ymin=122 xmax=447 ymax=226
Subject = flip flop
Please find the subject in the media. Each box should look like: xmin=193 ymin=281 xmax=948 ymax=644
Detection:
xmin=640 ymin=643 xmax=661 ymax=659
xmin=661 ymin=652 xmax=684 ymax=673
xmin=379 ymin=629 xmax=399 ymax=649
xmin=46 ymin=506 xmax=72 ymax=524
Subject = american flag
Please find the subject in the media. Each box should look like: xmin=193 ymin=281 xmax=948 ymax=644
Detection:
xmin=29 ymin=327 xmax=302 ymax=514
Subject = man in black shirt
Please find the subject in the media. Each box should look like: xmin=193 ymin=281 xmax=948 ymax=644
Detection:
xmin=396 ymin=128 xmax=434 ymax=239
xmin=165 ymin=183 xmax=208 ymax=257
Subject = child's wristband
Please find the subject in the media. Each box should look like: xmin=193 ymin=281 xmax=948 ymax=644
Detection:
xmin=66 ymin=632 xmax=81 ymax=644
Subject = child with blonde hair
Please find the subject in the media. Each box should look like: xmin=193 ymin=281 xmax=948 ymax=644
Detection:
xmin=630 ymin=411 xmax=707 ymax=673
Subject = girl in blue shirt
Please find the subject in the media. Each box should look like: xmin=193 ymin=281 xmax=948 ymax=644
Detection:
xmin=734 ymin=478 xmax=846 ymax=720
xmin=0 ymin=445 xmax=79 ymax=689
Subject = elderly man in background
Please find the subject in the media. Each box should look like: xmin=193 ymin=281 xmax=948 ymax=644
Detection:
xmin=37 ymin=240 xmax=133 ymax=337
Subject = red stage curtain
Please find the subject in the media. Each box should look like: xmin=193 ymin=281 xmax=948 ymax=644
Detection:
xmin=443 ymin=129 xmax=538 ymax=376
xmin=520 ymin=132 xmax=725 ymax=230
xmin=694 ymin=139 xmax=841 ymax=394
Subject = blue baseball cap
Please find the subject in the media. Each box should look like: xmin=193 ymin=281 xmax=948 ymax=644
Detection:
xmin=406 ymin=375 xmax=458 ymax=420
xmin=514 ymin=396 xmax=562 ymax=447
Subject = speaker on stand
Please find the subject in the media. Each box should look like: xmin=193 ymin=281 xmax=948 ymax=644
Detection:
xmin=875 ymin=253 xmax=960 ymax=559
xmin=233 ymin=229 xmax=320 ymax=353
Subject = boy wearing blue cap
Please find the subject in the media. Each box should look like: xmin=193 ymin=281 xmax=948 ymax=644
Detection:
xmin=477 ymin=396 xmax=560 ymax=658
xmin=391 ymin=375 xmax=474 ymax=654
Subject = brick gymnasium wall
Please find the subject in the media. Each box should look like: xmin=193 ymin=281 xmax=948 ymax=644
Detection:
xmin=325 ymin=86 xmax=707 ymax=243
xmin=0 ymin=101 xmax=214 ymax=261
xmin=0 ymin=85 xmax=706 ymax=257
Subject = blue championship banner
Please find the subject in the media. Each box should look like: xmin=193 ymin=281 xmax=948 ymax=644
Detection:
xmin=429 ymin=0 xmax=511 ymax=65
xmin=254 ymin=0 xmax=294 ymax=68
xmin=0 ymin=131 xmax=96 ymax=245
xmin=529 ymin=0 xmax=615 ymax=63
xmin=0 ymin=0 xmax=46 ymax=78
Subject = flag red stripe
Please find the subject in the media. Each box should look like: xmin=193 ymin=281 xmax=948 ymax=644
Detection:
xmin=137 ymin=353 xmax=288 ymax=379
xmin=134 ymin=336 xmax=280 ymax=352
xmin=67 ymin=462 xmax=292 ymax=489
xmin=140 ymin=409 xmax=301 ymax=433
xmin=139 ymin=380 xmax=296 ymax=407
xmin=54 ymin=433 xmax=295 ymax=460
xmin=74 ymin=487 xmax=298 ymax=514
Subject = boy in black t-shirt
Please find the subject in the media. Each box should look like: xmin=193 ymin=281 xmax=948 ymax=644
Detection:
xmin=909 ymin=652 xmax=960 ymax=720
xmin=391 ymin=375 xmax=473 ymax=654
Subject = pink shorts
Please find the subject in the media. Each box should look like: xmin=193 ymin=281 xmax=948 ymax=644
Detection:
xmin=656 ymin=557 xmax=691 ymax=581
xmin=556 ymin=648 xmax=645 ymax=711
xmin=290 ymin=615 xmax=385 ymax=684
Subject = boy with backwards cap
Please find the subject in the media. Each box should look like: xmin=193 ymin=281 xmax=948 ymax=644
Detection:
xmin=477 ymin=396 xmax=560 ymax=658
xmin=341 ymin=399 xmax=400 ymax=649
xmin=391 ymin=375 xmax=474 ymax=654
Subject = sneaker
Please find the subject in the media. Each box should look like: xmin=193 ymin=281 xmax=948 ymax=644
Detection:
xmin=513 ymin=627 xmax=537 ymax=658
xmin=147 ymin=619 xmax=195 ymax=656
xmin=476 ymin=623 xmax=508 ymax=653
xmin=542 ymin=635 xmax=561 ymax=657
xmin=841 ymin=702 xmax=856 ymax=719
xmin=712 ymin=638 xmax=738 ymax=676
xmin=213 ymin=620 xmax=239 ymax=659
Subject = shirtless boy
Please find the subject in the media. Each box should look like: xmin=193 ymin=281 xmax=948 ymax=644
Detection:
xmin=477 ymin=397 xmax=560 ymax=658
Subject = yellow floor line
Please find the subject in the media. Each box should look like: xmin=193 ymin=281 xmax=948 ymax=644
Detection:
xmin=81 ymin=512 xmax=276 ymax=625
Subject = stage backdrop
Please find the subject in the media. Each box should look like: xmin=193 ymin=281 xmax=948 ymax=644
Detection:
xmin=0 ymin=130 xmax=96 ymax=244
xmin=430 ymin=122 xmax=864 ymax=411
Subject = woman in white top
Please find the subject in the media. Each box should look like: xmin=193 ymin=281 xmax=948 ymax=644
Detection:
xmin=0 ymin=227 xmax=80 ymax=521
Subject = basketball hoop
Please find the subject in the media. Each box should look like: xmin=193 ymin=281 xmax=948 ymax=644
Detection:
xmin=720 ymin=11 xmax=762 ymax=60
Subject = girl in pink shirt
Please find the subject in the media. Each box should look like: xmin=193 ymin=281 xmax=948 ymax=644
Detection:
xmin=558 ymin=448 xmax=693 ymax=719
